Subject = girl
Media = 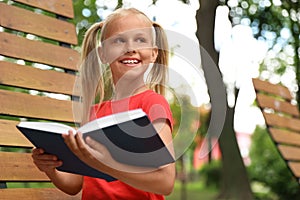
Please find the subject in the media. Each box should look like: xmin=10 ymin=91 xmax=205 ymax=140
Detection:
xmin=32 ymin=7 xmax=175 ymax=200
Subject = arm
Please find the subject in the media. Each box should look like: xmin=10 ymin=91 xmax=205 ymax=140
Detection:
xmin=95 ymin=119 xmax=175 ymax=195
xmin=32 ymin=148 xmax=83 ymax=195
xmin=63 ymin=119 xmax=175 ymax=195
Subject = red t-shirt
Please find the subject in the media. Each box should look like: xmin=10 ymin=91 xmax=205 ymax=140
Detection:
xmin=82 ymin=90 xmax=173 ymax=200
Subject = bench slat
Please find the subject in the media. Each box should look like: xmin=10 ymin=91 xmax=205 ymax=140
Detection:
xmin=0 ymin=119 xmax=32 ymax=148
xmin=0 ymin=3 xmax=77 ymax=45
xmin=0 ymin=152 xmax=49 ymax=181
xmin=0 ymin=32 xmax=79 ymax=71
xmin=263 ymin=112 xmax=300 ymax=133
xmin=0 ymin=188 xmax=81 ymax=200
xmin=253 ymin=78 xmax=300 ymax=185
xmin=0 ymin=1 xmax=81 ymax=198
xmin=269 ymin=128 xmax=300 ymax=147
xmin=278 ymin=145 xmax=300 ymax=161
xmin=0 ymin=61 xmax=79 ymax=96
xmin=0 ymin=90 xmax=78 ymax=123
xmin=256 ymin=93 xmax=299 ymax=117
xmin=289 ymin=162 xmax=300 ymax=178
xmin=252 ymin=78 xmax=293 ymax=101
xmin=13 ymin=0 xmax=74 ymax=18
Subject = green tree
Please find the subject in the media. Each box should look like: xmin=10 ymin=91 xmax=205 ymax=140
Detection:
xmin=170 ymin=94 xmax=201 ymax=200
xmin=249 ymin=126 xmax=300 ymax=199
xmin=73 ymin=0 xmax=100 ymax=46
xmin=225 ymin=0 xmax=300 ymax=197
xmin=226 ymin=0 xmax=300 ymax=106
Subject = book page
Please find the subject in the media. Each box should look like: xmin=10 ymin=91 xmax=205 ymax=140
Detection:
xmin=17 ymin=122 xmax=75 ymax=134
xmin=79 ymin=109 xmax=146 ymax=134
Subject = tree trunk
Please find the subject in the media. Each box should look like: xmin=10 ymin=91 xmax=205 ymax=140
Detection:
xmin=218 ymin=102 xmax=253 ymax=200
xmin=196 ymin=0 xmax=253 ymax=199
xmin=178 ymin=155 xmax=187 ymax=200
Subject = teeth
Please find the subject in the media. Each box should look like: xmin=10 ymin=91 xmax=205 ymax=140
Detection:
xmin=122 ymin=60 xmax=138 ymax=64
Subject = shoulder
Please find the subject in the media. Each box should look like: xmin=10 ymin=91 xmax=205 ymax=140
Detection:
xmin=139 ymin=90 xmax=173 ymax=128
xmin=141 ymin=90 xmax=169 ymax=105
xmin=139 ymin=90 xmax=170 ymax=111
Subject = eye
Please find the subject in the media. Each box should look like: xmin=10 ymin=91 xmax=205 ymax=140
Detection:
xmin=113 ymin=37 xmax=125 ymax=44
xmin=136 ymin=37 xmax=147 ymax=43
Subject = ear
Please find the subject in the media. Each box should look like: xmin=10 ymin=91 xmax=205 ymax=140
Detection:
xmin=151 ymin=46 xmax=158 ymax=63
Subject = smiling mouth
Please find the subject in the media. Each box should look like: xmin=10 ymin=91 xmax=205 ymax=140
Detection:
xmin=120 ymin=59 xmax=140 ymax=64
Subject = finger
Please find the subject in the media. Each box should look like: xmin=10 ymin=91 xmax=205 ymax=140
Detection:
xmin=85 ymin=137 xmax=106 ymax=162
xmin=75 ymin=133 xmax=96 ymax=158
xmin=75 ymin=132 xmax=87 ymax=150
xmin=33 ymin=154 xmax=59 ymax=161
xmin=63 ymin=130 xmax=80 ymax=153
xmin=32 ymin=151 xmax=60 ymax=161
xmin=32 ymin=148 xmax=44 ymax=155
xmin=85 ymin=136 xmax=106 ymax=152
xmin=34 ymin=159 xmax=62 ymax=167
xmin=31 ymin=148 xmax=60 ymax=161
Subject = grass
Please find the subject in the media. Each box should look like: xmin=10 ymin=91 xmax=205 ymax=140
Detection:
xmin=166 ymin=180 xmax=218 ymax=200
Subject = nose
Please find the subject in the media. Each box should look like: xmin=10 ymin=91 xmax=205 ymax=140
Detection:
xmin=126 ymin=49 xmax=136 ymax=54
xmin=125 ymin=41 xmax=136 ymax=54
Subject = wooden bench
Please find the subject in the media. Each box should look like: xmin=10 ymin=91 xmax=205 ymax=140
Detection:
xmin=252 ymin=78 xmax=300 ymax=184
xmin=0 ymin=0 xmax=81 ymax=199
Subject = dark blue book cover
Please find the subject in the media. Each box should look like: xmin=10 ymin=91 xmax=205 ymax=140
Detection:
xmin=16 ymin=109 xmax=174 ymax=181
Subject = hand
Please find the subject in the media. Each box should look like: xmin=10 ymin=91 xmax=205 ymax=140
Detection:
xmin=63 ymin=130 xmax=156 ymax=174
xmin=31 ymin=148 xmax=62 ymax=173
xmin=62 ymin=130 xmax=114 ymax=173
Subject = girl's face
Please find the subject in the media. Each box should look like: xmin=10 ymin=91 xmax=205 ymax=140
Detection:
xmin=100 ymin=14 xmax=158 ymax=84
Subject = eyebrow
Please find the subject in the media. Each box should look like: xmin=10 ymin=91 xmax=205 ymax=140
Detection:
xmin=116 ymin=30 xmax=152 ymax=37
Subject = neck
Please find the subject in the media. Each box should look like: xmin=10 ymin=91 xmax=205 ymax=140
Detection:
xmin=113 ymin=77 xmax=147 ymax=100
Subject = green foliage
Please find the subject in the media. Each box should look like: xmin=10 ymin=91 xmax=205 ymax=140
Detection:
xmin=7 ymin=182 xmax=54 ymax=188
xmin=198 ymin=160 xmax=222 ymax=189
xmin=169 ymin=94 xmax=201 ymax=152
xmin=227 ymin=0 xmax=300 ymax=100
xmin=73 ymin=0 xmax=102 ymax=46
xmin=248 ymin=126 xmax=300 ymax=200
xmin=166 ymin=179 xmax=218 ymax=200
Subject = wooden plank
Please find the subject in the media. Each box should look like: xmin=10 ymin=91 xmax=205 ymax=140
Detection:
xmin=269 ymin=128 xmax=300 ymax=147
xmin=0 ymin=89 xmax=80 ymax=123
xmin=278 ymin=145 xmax=300 ymax=161
xmin=252 ymin=78 xmax=293 ymax=101
xmin=0 ymin=32 xmax=79 ymax=71
xmin=289 ymin=162 xmax=300 ymax=178
xmin=0 ymin=61 xmax=80 ymax=96
xmin=0 ymin=0 xmax=81 ymax=197
xmin=13 ymin=0 xmax=74 ymax=18
xmin=254 ymin=78 xmax=300 ymax=185
xmin=0 ymin=3 xmax=77 ymax=45
xmin=0 ymin=152 xmax=49 ymax=181
xmin=263 ymin=112 xmax=300 ymax=133
xmin=256 ymin=93 xmax=299 ymax=117
xmin=0 ymin=188 xmax=81 ymax=200
xmin=0 ymin=119 xmax=32 ymax=148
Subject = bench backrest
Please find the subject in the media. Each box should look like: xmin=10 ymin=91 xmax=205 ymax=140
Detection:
xmin=0 ymin=0 xmax=81 ymax=199
xmin=252 ymin=78 xmax=300 ymax=184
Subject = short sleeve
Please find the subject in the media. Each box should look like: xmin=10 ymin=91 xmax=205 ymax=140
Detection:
xmin=141 ymin=92 xmax=173 ymax=131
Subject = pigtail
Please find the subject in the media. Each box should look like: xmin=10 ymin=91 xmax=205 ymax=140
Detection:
xmin=147 ymin=22 xmax=169 ymax=96
xmin=79 ymin=22 xmax=106 ymax=125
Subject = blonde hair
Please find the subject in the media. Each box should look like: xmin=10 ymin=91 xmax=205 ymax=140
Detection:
xmin=79 ymin=8 xmax=169 ymax=124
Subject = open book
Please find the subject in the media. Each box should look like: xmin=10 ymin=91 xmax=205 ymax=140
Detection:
xmin=17 ymin=109 xmax=174 ymax=181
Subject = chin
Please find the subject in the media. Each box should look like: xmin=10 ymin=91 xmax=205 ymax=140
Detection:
xmin=124 ymin=65 xmax=148 ymax=78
